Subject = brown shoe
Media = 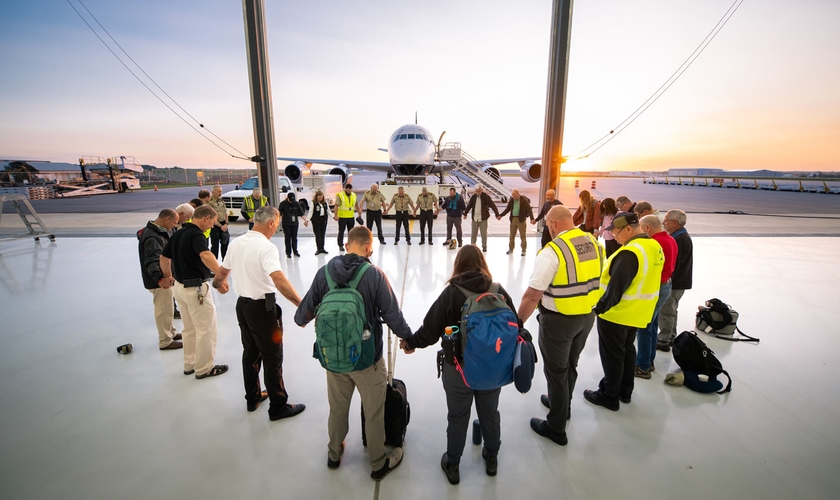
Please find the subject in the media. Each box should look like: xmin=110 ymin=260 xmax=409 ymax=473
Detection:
xmin=160 ymin=341 xmax=183 ymax=350
xmin=172 ymin=333 xmax=182 ymax=341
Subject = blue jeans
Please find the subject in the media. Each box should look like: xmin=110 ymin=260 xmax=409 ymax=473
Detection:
xmin=636 ymin=281 xmax=672 ymax=370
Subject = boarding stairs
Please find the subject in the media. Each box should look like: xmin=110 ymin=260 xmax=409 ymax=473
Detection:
xmin=0 ymin=194 xmax=56 ymax=245
xmin=438 ymin=143 xmax=512 ymax=203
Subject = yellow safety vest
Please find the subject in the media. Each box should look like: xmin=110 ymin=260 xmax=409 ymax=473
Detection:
xmin=542 ymin=228 xmax=605 ymax=315
xmin=185 ymin=219 xmax=211 ymax=239
xmin=598 ymin=236 xmax=664 ymax=328
xmin=243 ymin=196 xmax=267 ymax=219
xmin=336 ymin=191 xmax=357 ymax=218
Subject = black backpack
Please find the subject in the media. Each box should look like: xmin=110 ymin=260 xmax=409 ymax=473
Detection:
xmin=673 ymin=330 xmax=732 ymax=394
xmin=696 ymin=298 xmax=760 ymax=343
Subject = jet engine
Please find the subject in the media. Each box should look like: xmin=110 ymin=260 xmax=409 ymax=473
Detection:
xmin=519 ymin=161 xmax=541 ymax=183
xmin=328 ymin=164 xmax=351 ymax=185
xmin=284 ymin=161 xmax=307 ymax=183
xmin=481 ymin=164 xmax=502 ymax=183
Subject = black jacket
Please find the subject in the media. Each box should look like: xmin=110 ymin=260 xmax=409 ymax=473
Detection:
xmin=279 ymin=197 xmax=305 ymax=226
xmin=498 ymin=196 xmax=534 ymax=222
xmin=138 ymin=221 xmax=170 ymax=289
xmin=464 ymin=192 xmax=499 ymax=221
xmin=294 ymin=253 xmax=412 ymax=362
xmin=405 ymin=271 xmax=518 ymax=352
xmin=670 ymin=228 xmax=693 ymax=290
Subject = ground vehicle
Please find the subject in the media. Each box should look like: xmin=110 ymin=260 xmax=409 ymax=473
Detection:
xmin=302 ymin=174 xmax=342 ymax=209
xmin=221 ymin=176 xmax=312 ymax=222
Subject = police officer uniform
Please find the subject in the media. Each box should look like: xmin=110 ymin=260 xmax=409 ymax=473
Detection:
xmin=362 ymin=189 xmax=387 ymax=244
xmin=415 ymin=191 xmax=438 ymax=245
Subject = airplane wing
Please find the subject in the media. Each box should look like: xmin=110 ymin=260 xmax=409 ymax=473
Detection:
xmin=468 ymin=157 xmax=540 ymax=166
xmin=277 ymin=157 xmax=393 ymax=172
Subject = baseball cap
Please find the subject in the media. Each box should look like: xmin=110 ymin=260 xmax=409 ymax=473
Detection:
xmin=605 ymin=211 xmax=638 ymax=231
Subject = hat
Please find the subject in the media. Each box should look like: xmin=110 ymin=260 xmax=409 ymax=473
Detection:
xmin=604 ymin=211 xmax=638 ymax=231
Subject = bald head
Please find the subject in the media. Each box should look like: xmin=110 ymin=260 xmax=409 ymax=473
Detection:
xmin=640 ymin=214 xmax=663 ymax=236
xmin=545 ymin=189 xmax=556 ymax=201
xmin=511 ymin=189 xmax=520 ymax=199
xmin=546 ymin=205 xmax=574 ymax=238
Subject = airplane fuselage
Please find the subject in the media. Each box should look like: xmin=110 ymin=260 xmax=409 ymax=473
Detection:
xmin=388 ymin=124 xmax=437 ymax=175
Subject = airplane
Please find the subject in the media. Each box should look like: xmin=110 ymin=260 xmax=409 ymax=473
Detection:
xmin=278 ymin=123 xmax=543 ymax=186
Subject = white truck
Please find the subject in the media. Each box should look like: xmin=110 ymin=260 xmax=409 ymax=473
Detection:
xmin=302 ymin=174 xmax=342 ymax=210
xmin=221 ymin=176 xmax=312 ymax=222
xmin=378 ymin=176 xmax=458 ymax=219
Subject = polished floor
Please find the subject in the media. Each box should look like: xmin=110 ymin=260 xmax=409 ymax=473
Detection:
xmin=0 ymin=233 xmax=838 ymax=500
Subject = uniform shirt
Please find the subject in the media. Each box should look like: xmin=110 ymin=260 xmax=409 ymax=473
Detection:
xmin=161 ymin=223 xmax=212 ymax=282
xmin=207 ymin=198 xmax=227 ymax=224
xmin=362 ymin=191 xmax=386 ymax=211
xmin=221 ymin=230 xmax=283 ymax=300
xmin=651 ymin=231 xmax=677 ymax=283
xmin=528 ymin=242 xmax=563 ymax=312
xmin=415 ymin=192 xmax=437 ymax=211
xmin=308 ymin=201 xmax=332 ymax=221
xmin=390 ymin=193 xmax=413 ymax=212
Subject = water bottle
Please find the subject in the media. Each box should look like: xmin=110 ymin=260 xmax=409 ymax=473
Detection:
xmin=472 ymin=419 xmax=482 ymax=445
xmin=362 ymin=328 xmax=372 ymax=341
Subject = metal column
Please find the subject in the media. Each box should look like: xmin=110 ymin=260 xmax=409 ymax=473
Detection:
xmin=242 ymin=0 xmax=280 ymax=207
xmin=539 ymin=0 xmax=574 ymax=202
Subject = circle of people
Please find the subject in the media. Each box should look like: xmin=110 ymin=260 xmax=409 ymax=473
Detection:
xmin=137 ymin=184 xmax=692 ymax=484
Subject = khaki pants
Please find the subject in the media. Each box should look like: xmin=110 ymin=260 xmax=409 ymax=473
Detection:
xmin=173 ymin=282 xmax=218 ymax=376
xmin=470 ymin=219 xmax=488 ymax=248
xmin=325 ymin=357 xmax=388 ymax=471
xmin=509 ymin=219 xmax=527 ymax=252
xmin=149 ymin=288 xmax=177 ymax=348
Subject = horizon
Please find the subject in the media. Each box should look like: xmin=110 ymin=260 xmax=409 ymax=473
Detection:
xmin=1 ymin=0 xmax=838 ymax=172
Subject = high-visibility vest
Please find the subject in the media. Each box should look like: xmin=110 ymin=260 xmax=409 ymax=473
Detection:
xmin=184 ymin=219 xmax=211 ymax=239
xmin=336 ymin=191 xmax=357 ymax=218
xmin=542 ymin=228 xmax=605 ymax=315
xmin=598 ymin=236 xmax=664 ymax=328
xmin=243 ymin=196 xmax=267 ymax=219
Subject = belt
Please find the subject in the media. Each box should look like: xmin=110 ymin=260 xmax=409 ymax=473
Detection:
xmin=177 ymin=278 xmax=211 ymax=287
xmin=239 ymin=296 xmax=267 ymax=303
xmin=366 ymin=209 xmax=381 ymax=212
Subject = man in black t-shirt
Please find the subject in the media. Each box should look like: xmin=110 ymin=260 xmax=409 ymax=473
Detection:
xmin=161 ymin=205 xmax=229 ymax=379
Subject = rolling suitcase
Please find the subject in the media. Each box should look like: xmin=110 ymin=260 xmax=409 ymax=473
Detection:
xmin=361 ymin=328 xmax=410 ymax=447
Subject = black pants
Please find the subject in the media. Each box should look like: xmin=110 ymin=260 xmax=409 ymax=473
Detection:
xmin=419 ymin=209 xmax=434 ymax=241
xmin=312 ymin=219 xmax=327 ymax=252
xmin=394 ymin=211 xmax=410 ymax=241
xmin=596 ymin=317 xmax=636 ymax=404
xmin=337 ymin=217 xmax=355 ymax=248
xmin=441 ymin=362 xmax=500 ymax=463
xmin=210 ymin=225 xmax=229 ymax=259
xmin=235 ymin=297 xmax=288 ymax=410
xmin=446 ymin=216 xmax=462 ymax=243
xmin=539 ymin=310 xmax=594 ymax=432
xmin=541 ymin=226 xmax=552 ymax=248
xmin=366 ymin=210 xmax=385 ymax=242
xmin=282 ymin=223 xmax=298 ymax=256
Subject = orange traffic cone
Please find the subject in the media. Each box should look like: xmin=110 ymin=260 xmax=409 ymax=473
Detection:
xmin=591 ymin=180 xmax=597 ymax=189
xmin=154 ymin=185 xmax=158 ymax=191
xmin=198 ymin=180 xmax=202 ymax=186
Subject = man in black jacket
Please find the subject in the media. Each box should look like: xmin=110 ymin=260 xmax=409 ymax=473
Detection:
xmin=463 ymin=185 xmax=499 ymax=252
xmin=531 ymin=189 xmax=563 ymax=248
xmin=657 ymin=209 xmax=693 ymax=351
xmin=294 ymin=226 xmax=412 ymax=481
xmin=497 ymin=189 xmax=534 ymax=256
xmin=138 ymin=209 xmax=182 ymax=350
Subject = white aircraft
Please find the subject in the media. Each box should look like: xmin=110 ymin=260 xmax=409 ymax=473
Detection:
xmin=278 ymin=123 xmax=542 ymax=185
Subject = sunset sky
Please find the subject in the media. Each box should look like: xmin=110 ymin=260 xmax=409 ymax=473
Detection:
xmin=1 ymin=0 xmax=838 ymax=172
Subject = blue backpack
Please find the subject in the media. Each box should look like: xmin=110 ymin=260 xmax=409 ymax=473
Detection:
xmin=454 ymin=284 xmax=520 ymax=390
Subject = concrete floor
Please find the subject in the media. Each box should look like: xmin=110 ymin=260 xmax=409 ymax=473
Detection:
xmin=1 ymin=230 xmax=839 ymax=500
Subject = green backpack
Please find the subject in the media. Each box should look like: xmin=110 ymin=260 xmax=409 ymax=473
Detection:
xmin=314 ymin=263 xmax=374 ymax=373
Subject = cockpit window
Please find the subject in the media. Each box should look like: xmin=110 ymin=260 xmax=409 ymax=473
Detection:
xmin=399 ymin=134 xmax=408 ymax=140
xmin=410 ymin=134 xmax=417 ymax=139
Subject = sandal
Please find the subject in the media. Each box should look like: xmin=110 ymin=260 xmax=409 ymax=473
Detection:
xmin=195 ymin=365 xmax=228 ymax=379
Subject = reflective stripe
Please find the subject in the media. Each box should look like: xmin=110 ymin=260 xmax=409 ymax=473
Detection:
xmin=540 ymin=228 xmax=604 ymax=315
xmin=598 ymin=237 xmax=664 ymax=328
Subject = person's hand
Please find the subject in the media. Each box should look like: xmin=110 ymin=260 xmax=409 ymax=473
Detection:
xmin=303 ymin=220 xmax=309 ymax=227
xmin=462 ymin=214 xmax=467 ymax=220
xmin=434 ymin=209 xmax=439 ymax=216
xmin=221 ymin=224 xmax=228 ymax=231
xmin=333 ymin=215 xmax=338 ymax=221
xmin=530 ymin=218 xmax=536 ymax=225
xmin=399 ymin=339 xmax=415 ymax=354
xmin=496 ymin=215 xmax=501 ymax=220
xmin=158 ymin=278 xmax=170 ymax=289
xmin=217 ymin=281 xmax=229 ymax=294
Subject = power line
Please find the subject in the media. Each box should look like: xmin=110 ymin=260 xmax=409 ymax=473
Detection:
xmin=65 ymin=0 xmax=252 ymax=161
xmin=572 ymin=0 xmax=745 ymax=160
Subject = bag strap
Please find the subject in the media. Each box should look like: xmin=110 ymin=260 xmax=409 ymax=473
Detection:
xmin=346 ymin=262 xmax=371 ymax=290
xmin=717 ymin=369 xmax=732 ymax=394
xmin=715 ymin=326 xmax=760 ymax=343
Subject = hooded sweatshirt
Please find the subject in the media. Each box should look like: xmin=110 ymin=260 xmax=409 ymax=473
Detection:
xmin=404 ymin=270 xmax=518 ymax=352
xmin=294 ymin=253 xmax=412 ymax=361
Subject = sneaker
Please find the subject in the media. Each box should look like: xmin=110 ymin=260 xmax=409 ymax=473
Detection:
xmin=195 ymin=364 xmax=228 ymax=379
xmin=268 ymin=403 xmax=306 ymax=421
xmin=439 ymin=452 xmax=459 ymax=485
xmin=247 ymin=391 xmax=269 ymax=412
xmin=482 ymin=247 xmax=486 ymax=252
xmin=481 ymin=447 xmax=498 ymax=476
xmin=529 ymin=418 xmax=568 ymax=445
xmin=656 ymin=342 xmax=671 ymax=352
xmin=649 ymin=363 xmax=656 ymax=372
xmin=327 ymin=442 xmax=345 ymax=469
xmin=371 ymin=449 xmax=403 ymax=481
xmin=521 ymin=251 xmax=526 ymax=256
xmin=160 ymin=341 xmax=183 ymax=350
xmin=442 ymin=239 xmax=451 ymax=246
xmin=634 ymin=365 xmax=652 ymax=379
xmin=583 ymin=389 xmax=620 ymax=411
xmin=506 ymin=250 xmax=514 ymax=255
xmin=540 ymin=394 xmax=551 ymax=409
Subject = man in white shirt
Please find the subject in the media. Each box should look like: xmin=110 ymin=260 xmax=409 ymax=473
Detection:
xmin=213 ymin=206 xmax=306 ymax=421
